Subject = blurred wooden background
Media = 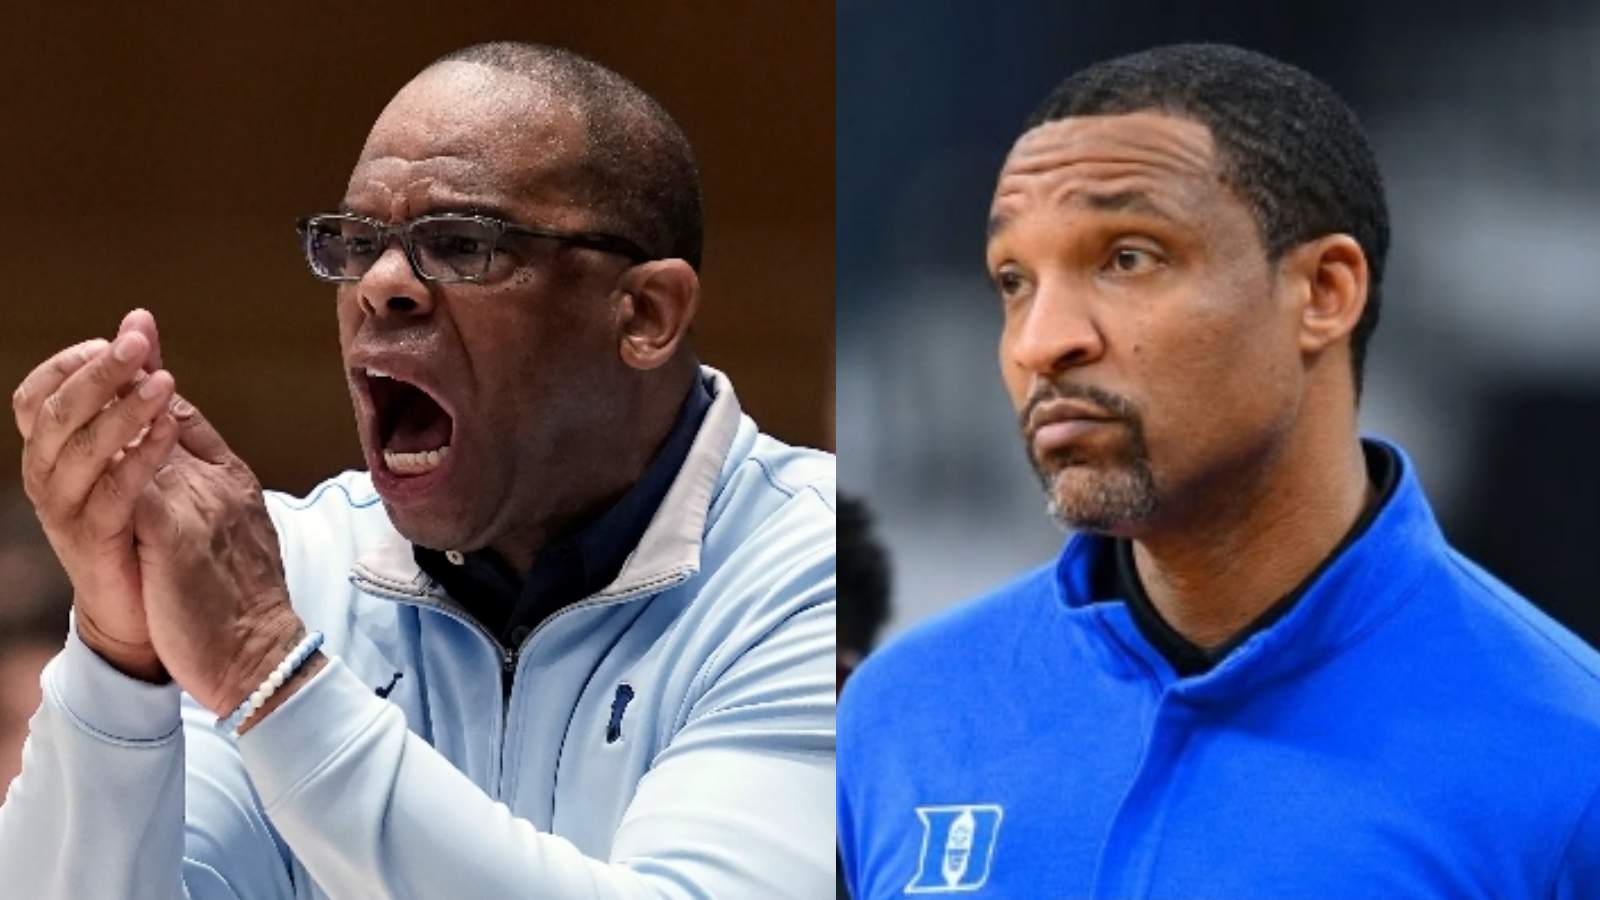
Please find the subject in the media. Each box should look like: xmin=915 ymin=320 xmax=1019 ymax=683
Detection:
xmin=0 ymin=4 xmax=834 ymax=497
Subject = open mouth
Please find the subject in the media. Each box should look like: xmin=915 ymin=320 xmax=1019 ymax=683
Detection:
xmin=364 ymin=368 xmax=456 ymax=478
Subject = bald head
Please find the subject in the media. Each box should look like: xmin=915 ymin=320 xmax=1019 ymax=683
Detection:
xmin=407 ymin=42 xmax=704 ymax=270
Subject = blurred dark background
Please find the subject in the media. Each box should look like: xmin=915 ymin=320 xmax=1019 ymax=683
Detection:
xmin=0 ymin=4 xmax=834 ymax=493
xmin=0 ymin=3 xmax=832 ymax=798
xmin=838 ymin=0 xmax=1600 ymax=645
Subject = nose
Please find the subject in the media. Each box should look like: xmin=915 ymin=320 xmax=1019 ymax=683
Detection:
xmin=355 ymin=242 xmax=436 ymax=321
xmin=1004 ymin=275 xmax=1105 ymax=376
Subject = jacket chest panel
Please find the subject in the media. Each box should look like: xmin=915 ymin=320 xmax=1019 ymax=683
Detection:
xmin=339 ymin=597 xmax=684 ymax=858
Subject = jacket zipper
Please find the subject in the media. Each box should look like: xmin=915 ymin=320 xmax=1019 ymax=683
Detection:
xmin=351 ymin=584 xmax=593 ymax=794
xmin=352 ymin=587 xmax=515 ymax=791
xmin=500 ymin=645 xmax=518 ymax=717
xmin=352 ymin=569 xmax=693 ymax=800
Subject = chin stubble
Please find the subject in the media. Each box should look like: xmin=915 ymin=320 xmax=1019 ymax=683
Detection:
xmin=1039 ymin=460 xmax=1158 ymax=533
xmin=1020 ymin=382 xmax=1159 ymax=533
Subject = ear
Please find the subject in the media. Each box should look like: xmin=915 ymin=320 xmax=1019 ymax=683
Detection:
xmin=615 ymin=259 xmax=699 ymax=370
xmin=1285 ymin=234 xmax=1369 ymax=355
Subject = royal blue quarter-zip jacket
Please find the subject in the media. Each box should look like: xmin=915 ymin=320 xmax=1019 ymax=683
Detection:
xmin=839 ymin=440 xmax=1600 ymax=898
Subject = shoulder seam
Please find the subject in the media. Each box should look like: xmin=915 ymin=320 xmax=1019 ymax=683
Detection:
xmin=750 ymin=455 xmax=799 ymax=499
xmin=1447 ymin=552 xmax=1600 ymax=685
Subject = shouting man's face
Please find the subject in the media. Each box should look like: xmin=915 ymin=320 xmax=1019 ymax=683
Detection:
xmin=335 ymin=62 xmax=644 ymax=557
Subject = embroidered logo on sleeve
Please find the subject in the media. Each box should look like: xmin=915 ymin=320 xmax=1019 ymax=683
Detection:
xmin=904 ymin=804 xmax=1003 ymax=894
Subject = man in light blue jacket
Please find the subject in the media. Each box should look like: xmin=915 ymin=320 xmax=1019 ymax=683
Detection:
xmin=2 ymin=41 xmax=835 ymax=898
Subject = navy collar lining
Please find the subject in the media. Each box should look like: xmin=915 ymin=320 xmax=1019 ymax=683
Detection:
xmin=413 ymin=375 xmax=713 ymax=647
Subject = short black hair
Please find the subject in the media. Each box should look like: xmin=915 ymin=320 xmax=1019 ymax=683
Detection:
xmin=839 ymin=494 xmax=891 ymax=656
xmin=433 ymin=42 xmax=705 ymax=270
xmin=1026 ymin=43 xmax=1389 ymax=396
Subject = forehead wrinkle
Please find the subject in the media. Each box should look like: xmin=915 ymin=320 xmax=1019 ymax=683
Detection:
xmin=358 ymin=151 xmax=475 ymax=168
xmin=990 ymin=117 xmax=1221 ymax=244
xmin=353 ymin=65 xmax=592 ymax=209
xmin=348 ymin=154 xmax=481 ymax=193
xmin=344 ymin=149 xmax=574 ymax=220
xmin=1006 ymin=112 xmax=1216 ymax=174
xmin=348 ymin=162 xmax=453 ymax=215
xmin=996 ymin=115 xmax=1216 ymax=207
xmin=989 ymin=174 xmax=1193 ymax=246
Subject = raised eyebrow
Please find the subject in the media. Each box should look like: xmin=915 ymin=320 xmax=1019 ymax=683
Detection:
xmin=988 ymin=190 xmax=1177 ymax=241
xmin=1075 ymin=189 xmax=1177 ymax=220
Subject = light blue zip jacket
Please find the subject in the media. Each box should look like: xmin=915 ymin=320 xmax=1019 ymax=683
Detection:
xmin=0 ymin=367 xmax=837 ymax=899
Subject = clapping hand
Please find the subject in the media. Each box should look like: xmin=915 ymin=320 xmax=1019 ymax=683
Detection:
xmin=13 ymin=310 xmax=308 ymax=721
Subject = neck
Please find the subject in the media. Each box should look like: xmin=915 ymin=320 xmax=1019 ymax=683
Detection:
xmin=1130 ymin=418 xmax=1371 ymax=651
xmin=489 ymin=360 xmax=697 ymax=573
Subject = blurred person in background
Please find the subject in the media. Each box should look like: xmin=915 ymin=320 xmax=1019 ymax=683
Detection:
xmin=1 ymin=41 xmax=835 ymax=899
xmin=838 ymin=493 xmax=891 ymax=692
xmin=838 ymin=44 xmax=1600 ymax=898
xmin=837 ymin=492 xmax=890 ymax=900
xmin=0 ymin=492 xmax=70 ymax=799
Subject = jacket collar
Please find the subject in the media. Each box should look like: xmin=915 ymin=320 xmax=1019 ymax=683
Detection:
xmin=1055 ymin=438 xmax=1449 ymax=696
xmin=350 ymin=365 xmax=743 ymax=608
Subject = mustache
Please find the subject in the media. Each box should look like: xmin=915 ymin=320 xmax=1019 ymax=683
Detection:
xmin=1018 ymin=381 xmax=1141 ymax=435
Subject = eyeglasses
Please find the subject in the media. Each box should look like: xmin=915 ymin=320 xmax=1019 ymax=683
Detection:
xmin=296 ymin=212 xmax=655 ymax=283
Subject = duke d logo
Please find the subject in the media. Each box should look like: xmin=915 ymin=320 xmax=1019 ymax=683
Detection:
xmin=904 ymin=804 xmax=1003 ymax=893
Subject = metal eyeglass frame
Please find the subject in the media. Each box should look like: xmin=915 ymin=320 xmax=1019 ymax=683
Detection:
xmin=295 ymin=212 xmax=656 ymax=283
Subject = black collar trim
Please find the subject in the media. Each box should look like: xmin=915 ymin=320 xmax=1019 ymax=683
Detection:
xmin=1105 ymin=441 xmax=1402 ymax=677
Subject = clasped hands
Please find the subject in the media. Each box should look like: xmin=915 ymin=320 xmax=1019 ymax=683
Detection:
xmin=12 ymin=309 xmax=307 ymax=726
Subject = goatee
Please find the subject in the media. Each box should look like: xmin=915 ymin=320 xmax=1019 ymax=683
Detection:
xmin=1019 ymin=381 xmax=1158 ymax=532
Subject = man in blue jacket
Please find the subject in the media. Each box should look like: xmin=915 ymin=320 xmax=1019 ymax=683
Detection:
xmin=838 ymin=43 xmax=1600 ymax=898
xmin=2 ymin=42 xmax=835 ymax=898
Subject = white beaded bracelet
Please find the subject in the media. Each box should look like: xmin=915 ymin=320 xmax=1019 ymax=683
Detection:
xmin=218 ymin=631 xmax=325 ymax=735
